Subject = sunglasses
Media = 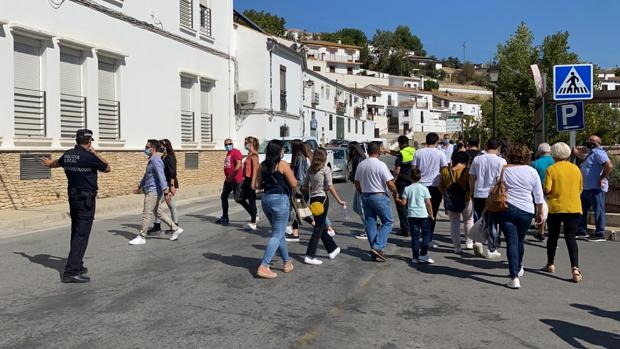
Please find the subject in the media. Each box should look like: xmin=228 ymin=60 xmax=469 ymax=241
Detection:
xmin=225 ymin=143 xmax=233 ymax=146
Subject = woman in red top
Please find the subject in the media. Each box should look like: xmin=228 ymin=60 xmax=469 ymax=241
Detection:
xmin=237 ymin=137 xmax=260 ymax=231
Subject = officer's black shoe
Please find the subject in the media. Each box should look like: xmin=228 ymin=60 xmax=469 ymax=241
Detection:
xmin=215 ymin=217 xmax=229 ymax=225
xmin=146 ymin=223 xmax=161 ymax=235
xmin=80 ymin=267 xmax=89 ymax=275
xmin=62 ymin=274 xmax=91 ymax=283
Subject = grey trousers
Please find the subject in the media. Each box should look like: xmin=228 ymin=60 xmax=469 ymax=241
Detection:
xmin=139 ymin=192 xmax=177 ymax=237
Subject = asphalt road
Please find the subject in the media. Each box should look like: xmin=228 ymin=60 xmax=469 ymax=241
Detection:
xmin=1 ymin=178 xmax=619 ymax=348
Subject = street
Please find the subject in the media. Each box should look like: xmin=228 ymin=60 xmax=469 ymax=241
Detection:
xmin=1 ymin=181 xmax=619 ymax=349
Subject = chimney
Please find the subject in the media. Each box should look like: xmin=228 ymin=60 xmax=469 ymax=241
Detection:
xmin=338 ymin=40 xmax=342 ymax=44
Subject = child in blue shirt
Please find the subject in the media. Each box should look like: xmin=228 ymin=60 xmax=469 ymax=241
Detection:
xmin=394 ymin=168 xmax=435 ymax=264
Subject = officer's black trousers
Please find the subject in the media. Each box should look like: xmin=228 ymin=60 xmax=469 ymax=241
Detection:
xmin=396 ymin=179 xmax=411 ymax=234
xmin=65 ymin=190 xmax=96 ymax=277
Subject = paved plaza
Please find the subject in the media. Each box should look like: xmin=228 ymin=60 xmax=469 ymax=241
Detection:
xmin=1 ymin=182 xmax=619 ymax=349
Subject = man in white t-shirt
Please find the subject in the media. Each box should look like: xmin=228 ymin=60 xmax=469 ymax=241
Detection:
xmin=440 ymin=134 xmax=454 ymax=163
xmin=355 ymin=142 xmax=399 ymax=262
xmin=413 ymin=132 xmax=448 ymax=236
xmin=469 ymin=138 xmax=506 ymax=258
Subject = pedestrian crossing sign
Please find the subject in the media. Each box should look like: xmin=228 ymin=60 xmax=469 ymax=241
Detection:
xmin=553 ymin=64 xmax=593 ymax=101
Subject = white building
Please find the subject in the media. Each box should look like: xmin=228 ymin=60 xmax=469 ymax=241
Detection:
xmin=303 ymin=70 xmax=374 ymax=145
xmin=0 ymin=0 xmax=235 ymax=150
xmin=234 ymin=21 xmax=304 ymax=142
xmin=303 ymin=39 xmax=363 ymax=76
xmin=433 ymin=93 xmax=483 ymax=120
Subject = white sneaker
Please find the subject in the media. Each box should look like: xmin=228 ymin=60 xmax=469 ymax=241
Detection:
xmin=465 ymin=239 xmax=474 ymax=250
xmin=327 ymin=227 xmax=336 ymax=237
xmin=418 ymin=255 xmax=435 ymax=264
xmin=129 ymin=236 xmax=146 ymax=245
xmin=355 ymin=232 xmax=368 ymax=240
xmin=431 ymin=242 xmax=439 ymax=248
xmin=304 ymin=256 xmax=323 ymax=265
xmin=517 ymin=267 xmax=524 ymax=278
xmin=286 ymin=226 xmax=293 ymax=236
xmin=170 ymin=227 xmax=184 ymax=241
xmin=244 ymin=223 xmax=257 ymax=231
xmin=255 ymin=208 xmax=260 ymax=222
xmin=506 ymin=278 xmax=521 ymax=289
xmin=329 ymin=247 xmax=341 ymax=260
xmin=411 ymin=258 xmax=419 ymax=264
xmin=285 ymin=235 xmax=300 ymax=242
xmin=473 ymin=242 xmax=484 ymax=257
xmin=485 ymin=250 xmax=502 ymax=259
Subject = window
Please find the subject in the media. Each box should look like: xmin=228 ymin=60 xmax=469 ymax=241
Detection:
xmin=180 ymin=0 xmax=193 ymax=29
xmin=347 ymin=67 xmax=353 ymax=75
xmin=14 ymin=35 xmax=45 ymax=137
xmin=404 ymin=109 xmax=409 ymax=117
xmin=199 ymin=0 xmax=212 ymax=37
xmin=347 ymin=118 xmax=351 ymax=132
xmin=355 ymin=120 xmax=358 ymax=134
xmin=349 ymin=93 xmax=352 ymax=106
xmin=181 ymin=76 xmax=195 ymax=143
xmin=200 ymin=80 xmax=212 ymax=143
xmin=313 ymin=66 xmax=321 ymax=72
xmin=185 ymin=153 xmax=199 ymax=169
xmin=60 ymin=46 xmax=86 ymax=138
xmin=329 ymin=66 xmax=335 ymax=73
xmin=420 ymin=111 xmax=424 ymax=124
xmin=387 ymin=94 xmax=392 ymax=106
xmin=329 ymin=114 xmax=333 ymax=131
xmin=98 ymin=56 xmax=120 ymax=140
xmin=362 ymin=121 xmax=365 ymax=135
xmin=326 ymin=86 xmax=330 ymax=99
xmin=279 ymin=65 xmax=287 ymax=112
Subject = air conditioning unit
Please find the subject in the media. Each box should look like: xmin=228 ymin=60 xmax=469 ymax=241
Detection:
xmin=312 ymin=92 xmax=320 ymax=104
xmin=237 ymin=90 xmax=257 ymax=107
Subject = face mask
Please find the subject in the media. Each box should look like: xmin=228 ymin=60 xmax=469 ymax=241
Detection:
xmin=244 ymin=144 xmax=250 ymax=151
xmin=586 ymin=142 xmax=596 ymax=149
xmin=442 ymin=139 xmax=449 ymax=144
xmin=225 ymin=145 xmax=233 ymax=152
xmin=144 ymin=148 xmax=152 ymax=157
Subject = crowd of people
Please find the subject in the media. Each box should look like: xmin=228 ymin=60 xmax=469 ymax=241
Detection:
xmin=44 ymin=129 xmax=613 ymax=288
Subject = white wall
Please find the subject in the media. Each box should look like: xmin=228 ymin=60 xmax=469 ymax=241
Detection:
xmin=0 ymin=0 xmax=234 ymax=150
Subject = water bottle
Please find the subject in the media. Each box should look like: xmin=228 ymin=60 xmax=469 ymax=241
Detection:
xmin=342 ymin=204 xmax=350 ymax=221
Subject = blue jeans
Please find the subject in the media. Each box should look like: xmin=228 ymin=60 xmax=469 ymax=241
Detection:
xmin=497 ymin=205 xmax=534 ymax=279
xmin=261 ymin=194 xmax=290 ymax=266
xmin=579 ymin=189 xmax=606 ymax=236
xmin=408 ymin=217 xmax=431 ymax=259
xmin=361 ymin=193 xmax=393 ymax=251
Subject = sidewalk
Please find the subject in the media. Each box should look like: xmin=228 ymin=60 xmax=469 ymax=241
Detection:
xmin=0 ymin=183 xmax=222 ymax=239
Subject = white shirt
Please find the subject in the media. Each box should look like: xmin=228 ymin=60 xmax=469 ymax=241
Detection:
xmin=501 ymin=165 xmax=545 ymax=214
xmin=469 ymin=153 xmax=507 ymax=198
xmin=440 ymin=143 xmax=454 ymax=162
xmin=354 ymin=157 xmax=394 ymax=194
xmin=413 ymin=147 xmax=448 ymax=187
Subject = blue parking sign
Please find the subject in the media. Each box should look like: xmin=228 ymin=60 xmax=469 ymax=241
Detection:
xmin=553 ymin=64 xmax=593 ymax=101
xmin=556 ymin=101 xmax=585 ymax=132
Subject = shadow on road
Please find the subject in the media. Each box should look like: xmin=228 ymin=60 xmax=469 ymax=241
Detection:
xmin=202 ymin=252 xmax=259 ymax=276
xmin=540 ymin=319 xmax=620 ymax=348
xmin=571 ymin=303 xmax=620 ymax=322
xmin=525 ymin=268 xmax=573 ymax=283
xmin=445 ymin=255 xmax=507 ymax=270
xmin=13 ymin=252 xmax=65 ymax=280
xmin=414 ymin=263 xmax=506 ymax=287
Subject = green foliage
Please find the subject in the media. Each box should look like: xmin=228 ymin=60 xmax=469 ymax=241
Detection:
xmin=423 ymin=80 xmax=439 ymax=91
xmin=242 ymin=9 xmax=286 ymax=37
xmin=369 ymin=25 xmax=426 ymax=75
xmin=319 ymin=28 xmax=370 ymax=67
xmin=442 ymin=56 xmax=463 ymax=69
xmin=458 ymin=62 xmax=477 ymax=83
xmin=615 ymin=68 xmax=620 ymax=77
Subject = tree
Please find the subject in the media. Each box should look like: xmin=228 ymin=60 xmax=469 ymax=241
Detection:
xmin=393 ymin=26 xmax=426 ymax=56
xmin=423 ymin=80 xmax=439 ymax=91
xmin=442 ymin=56 xmax=463 ymax=69
xmin=369 ymin=26 xmax=426 ymax=75
xmin=458 ymin=62 xmax=476 ymax=83
xmin=319 ymin=28 xmax=370 ymax=67
xmin=242 ymin=9 xmax=286 ymax=37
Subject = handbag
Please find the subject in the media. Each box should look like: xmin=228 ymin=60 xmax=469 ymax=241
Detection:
xmin=291 ymin=190 xmax=312 ymax=219
xmin=485 ymin=166 xmax=508 ymax=212
xmin=309 ymin=197 xmax=328 ymax=217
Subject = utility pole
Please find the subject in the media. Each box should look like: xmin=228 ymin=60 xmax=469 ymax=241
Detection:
xmin=462 ymin=41 xmax=466 ymax=63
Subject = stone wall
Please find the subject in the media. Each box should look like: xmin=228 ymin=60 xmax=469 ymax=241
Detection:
xmin=0 ymin=150 xmax=226 ymax=211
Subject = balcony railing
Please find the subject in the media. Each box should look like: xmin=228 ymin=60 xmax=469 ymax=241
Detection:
xmin=354 ymin=107 xmax=362 ymax=118
xmin=323 ymin=54 xmax=361 ymax=64
xmin=60 ymin=93 xmax=86 ymax=139
xmin=280 ymin=91 xmax=287 ymax=112
xmin=99 ymin=98 xmax=120 ymax=140
xmin=336 ymin=102 xmax=346 ymax=116
xmin=179 ymin=0 xmax=193 ymax=29
xmin=181 ymin=110 xmax=195 ymax=143
xmin=14 ymin=87 xmax=46 ymax=137
xmin=200 ymin=112 xmax=213 ymax=143
xmin=199 ymin=5 xmax=212 ymax=37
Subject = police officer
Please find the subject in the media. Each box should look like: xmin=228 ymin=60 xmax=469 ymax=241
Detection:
xmin=42 ymin=129 xmax=110 ymax=283
xmin=392 ymin=135 xmax=416 ymax=237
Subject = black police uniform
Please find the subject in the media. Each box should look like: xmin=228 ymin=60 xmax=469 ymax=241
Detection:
xmin=394 ymin=147 xmax=415 ymax=236
xmin=58 ymin=145 xmax=107 ymax=278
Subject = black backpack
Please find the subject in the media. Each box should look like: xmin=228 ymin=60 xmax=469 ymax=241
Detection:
xmin=443 ymin=168 xmax=467 ymax=213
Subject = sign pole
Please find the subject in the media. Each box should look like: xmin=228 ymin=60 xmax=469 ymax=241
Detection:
xmin=569 ymin=131 xmax=576 ymax=150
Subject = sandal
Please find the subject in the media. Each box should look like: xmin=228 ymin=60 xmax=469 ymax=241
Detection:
xmin=572 ymin=267 xmax=583 ymax=283
xmin=283 ymin=261 xmax=294 ymax=273
xmin=543 ymin=264 xmax=555 ymax=273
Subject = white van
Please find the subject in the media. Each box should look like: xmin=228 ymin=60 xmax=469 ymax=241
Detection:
xmin=258 ymin=137 xmax=334 ymax=169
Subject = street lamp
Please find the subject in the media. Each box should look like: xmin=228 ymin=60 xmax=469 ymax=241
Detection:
xmin=488 ymin=62 xmax=500 ymax=138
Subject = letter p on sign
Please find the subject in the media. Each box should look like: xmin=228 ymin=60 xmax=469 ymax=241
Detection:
xmin=556 ymin=101 xmax=585 ymax=132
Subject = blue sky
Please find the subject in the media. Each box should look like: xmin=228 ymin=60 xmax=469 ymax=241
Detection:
xmin=234 ymin=0 xmax=619 ymax=68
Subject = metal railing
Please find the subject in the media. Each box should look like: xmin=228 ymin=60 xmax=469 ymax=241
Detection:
xmin=14 ymin=87 xmax=46 ymax=137
xmin=200 ymin=112 xmax=213 ymax=143
xmin=99 ymin=98 xmax=120 ymax=140
xmin=280 ymin=91 xmax=287 ymax=112
xmin=181 ymin=110 xmax=195 ymax=143
xmin=60 ymin=93 xmax=87 ymax=138
xmin=200 ymin=5 xmax=212 ymax=37
xmin=323 ymin=54 xmax=360 ymax=63
xmin=179 ymin=0 xmax=193 ymax=29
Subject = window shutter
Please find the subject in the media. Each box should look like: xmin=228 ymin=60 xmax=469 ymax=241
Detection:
xmin=60 ymin=47 xmax=82 ymax=96
xmin=13 ymin=37 xmax=41 ymax=90
xmin=98 ymin=57 xmax=116 ymax=100
xmin=181 ymin=78 xmax=192 ymax=111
